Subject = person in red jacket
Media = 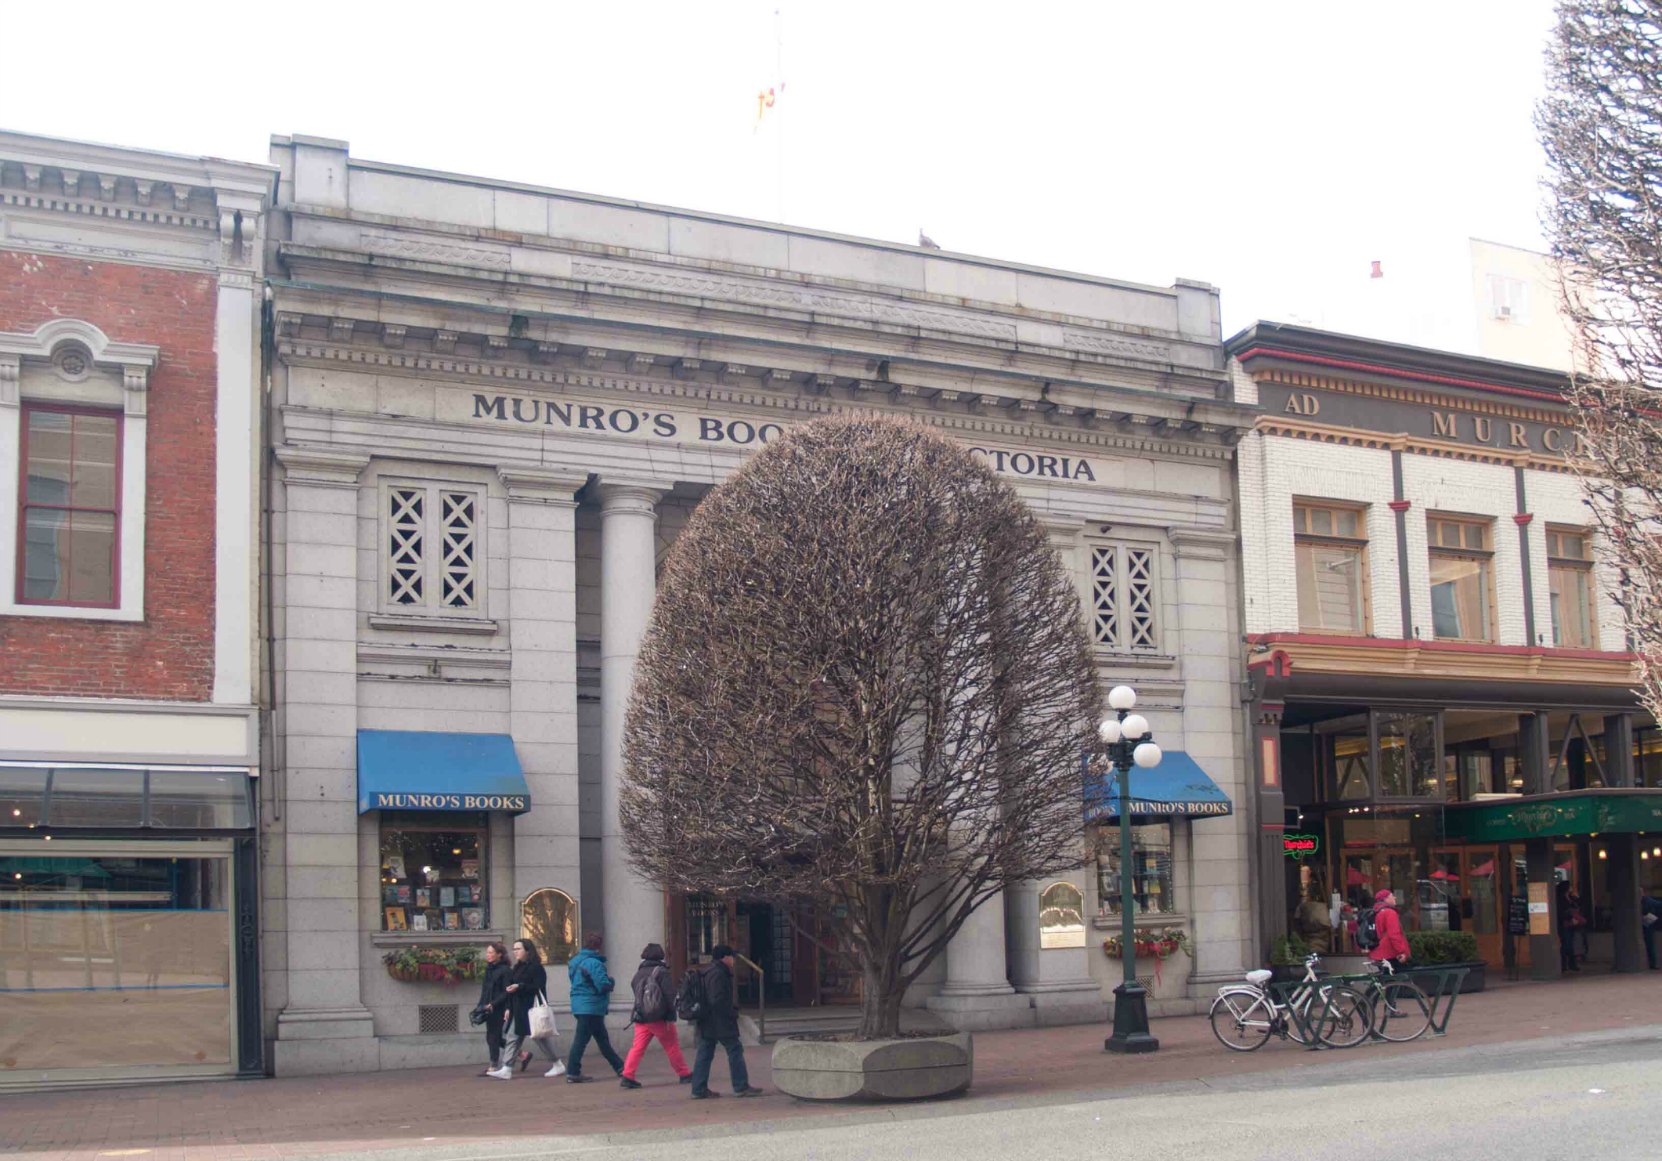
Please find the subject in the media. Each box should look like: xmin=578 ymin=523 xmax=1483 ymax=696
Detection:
xmin=1368 ymin=889 xmax=1412 ymax=965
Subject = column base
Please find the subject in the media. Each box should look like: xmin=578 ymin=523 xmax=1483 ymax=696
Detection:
xmin=1105 ymin=982 xmax=1159 ymax=1054
xmin=925 ymin=990 xmax=1036 ymax=1032
xmin=272 ymin=1006 xmax=380 ymax=1076
xmin=1014 ymin=980 xmax=1108 ymax=1027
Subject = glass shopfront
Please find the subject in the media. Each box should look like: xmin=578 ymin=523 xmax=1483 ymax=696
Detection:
xmin=0 ymin=840 xmax=237 ymax=1076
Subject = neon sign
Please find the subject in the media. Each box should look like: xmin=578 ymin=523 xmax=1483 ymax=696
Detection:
xmin=1282 ymin=833 xmax=1320 ymax=858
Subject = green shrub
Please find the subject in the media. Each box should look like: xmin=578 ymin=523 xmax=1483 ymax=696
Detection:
xmin=1407 ymin=930 xmax=1479 ymax=964
xmin=1269 ymin=932 xmax=1310 ymax=966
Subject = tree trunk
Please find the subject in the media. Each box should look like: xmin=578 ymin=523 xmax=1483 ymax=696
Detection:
xmin=858 ymin=960 xmax=907 ymax=1040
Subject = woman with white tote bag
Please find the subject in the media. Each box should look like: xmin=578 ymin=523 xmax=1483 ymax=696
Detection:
xmin=489 ymin=938 xmax=564 ymax=1079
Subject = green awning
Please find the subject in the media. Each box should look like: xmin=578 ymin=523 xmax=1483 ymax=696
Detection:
xmin=1443 ymin=789 xmax=1662 ymax=842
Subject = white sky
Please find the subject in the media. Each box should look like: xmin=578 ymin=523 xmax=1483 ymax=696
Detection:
xmin=0 ymin=0 xmax=1559 ymax=344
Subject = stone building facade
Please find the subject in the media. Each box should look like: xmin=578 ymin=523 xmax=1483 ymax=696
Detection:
xmin=0 ymin=131 xmax=273 ymax=1086
xmin=258 ymin=135 xmax=1255 ymax=1073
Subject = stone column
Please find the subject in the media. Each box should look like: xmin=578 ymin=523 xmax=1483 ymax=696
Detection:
xmin=598 ymin=480 xmax=668 ymax=970
xmin=270 ymin=446 xmax=378 ymax=1075
xmin=1525 ymin=837 xmax=1560 ymax=980
xmin=1004 ymin=518 xmax=1107 ymax=1027
xmin=1606 ymin=833 xmax=1644 ymax=973
xmin=1169 ymin=527 xmax=1251 ymax=989
xmin=927 ymin=889 xmax=1033 ymax=1030
xmin=500 ymin=468 xmax=587 ymax=1003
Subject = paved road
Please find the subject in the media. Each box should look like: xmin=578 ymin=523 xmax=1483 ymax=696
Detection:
xmin=300 ymin=1026 xmax=1662 ymax=1161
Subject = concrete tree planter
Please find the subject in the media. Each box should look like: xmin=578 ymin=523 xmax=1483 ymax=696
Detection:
xmin=772 ymin=1031 xmax=973 ymax=1101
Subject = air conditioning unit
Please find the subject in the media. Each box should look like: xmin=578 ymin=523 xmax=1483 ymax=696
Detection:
xmin=1495 ymin=304 xmax=1513 ymax=319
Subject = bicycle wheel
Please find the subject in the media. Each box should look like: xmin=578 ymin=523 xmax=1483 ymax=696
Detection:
xmin=1209 ymin=991 xmax=1273 ymax=1052
xmin=1311 ymin=985 xmax=1373 ymax=1049
xmin=1373 ymin=979 xmax=1432 ymax=1042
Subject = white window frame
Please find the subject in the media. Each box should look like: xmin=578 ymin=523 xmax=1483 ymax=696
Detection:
xmin=1088 ymin=539 xmax=1161 ymax=655
xmin=0 ymin=320 xmax=155 ymax=622
xmin=377 ymin=478 xmax=488 ymax=619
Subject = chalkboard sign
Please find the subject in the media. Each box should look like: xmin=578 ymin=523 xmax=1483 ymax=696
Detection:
xmin=1507 ymin=895 xmax=1528 ymax=936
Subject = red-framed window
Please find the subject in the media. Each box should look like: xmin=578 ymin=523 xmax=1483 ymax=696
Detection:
xmin=16 ymin=402 xmax=122 ymax=608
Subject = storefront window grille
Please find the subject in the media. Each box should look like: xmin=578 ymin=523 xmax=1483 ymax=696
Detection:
xmin=1293 ymin=501 xmax=1369 ymax=634
xmin=1428 ymin=515 xmax=1494 ymax=642
xmin=1376 ymin=711 xmax=1440 ymax=798
xmin=378 ymin=814 xmax=487 ymax=932
xmin=1094 ymin=823 xmax=1175 ymax=916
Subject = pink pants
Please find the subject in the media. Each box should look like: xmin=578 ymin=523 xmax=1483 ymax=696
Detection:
xmin=622 ymin=1020 xmax=690 ymax=1079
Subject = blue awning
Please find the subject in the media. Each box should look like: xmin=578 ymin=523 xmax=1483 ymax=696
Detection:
xmin=357 ymin=730 xmax=530 ymax=814
xmin=1083 ymin=750 xmax=1233 ymax=822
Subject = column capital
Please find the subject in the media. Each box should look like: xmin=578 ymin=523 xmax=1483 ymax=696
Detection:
xmin=496 ymin=464 xmax=588 ymax=504
xmin=595 ymin=478 xmax=668 ymax=515
xmin=1168 ymin=526 xmax=1235 ymax=560
xmin=275 ymin=444 xmax=370 ymax=488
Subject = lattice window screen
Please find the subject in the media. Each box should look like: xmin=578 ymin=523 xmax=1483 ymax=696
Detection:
xmin=1091 ymin=546 xmax=1119 ymax=646
xmin=1090 ymin=543 xmax=1158 ymax=652
xmin=388 ymin=488 xmax=426 ymax=606
xmin=439 ymin=491 xmax=478 ymax=609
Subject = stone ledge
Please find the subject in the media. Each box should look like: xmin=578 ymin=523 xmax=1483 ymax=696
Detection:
xmin=772 ymin=1031 xmax=972 ymax=1102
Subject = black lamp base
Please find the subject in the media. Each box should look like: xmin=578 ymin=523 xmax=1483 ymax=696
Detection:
xmin=1104 ymin=981 xmax=1160 ymax=1054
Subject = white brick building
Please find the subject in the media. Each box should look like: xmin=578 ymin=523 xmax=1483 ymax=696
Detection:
xmin=1229 ymin=322 xmax=1654 ymax=981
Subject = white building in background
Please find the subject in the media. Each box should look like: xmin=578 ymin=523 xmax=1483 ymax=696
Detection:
xmin=260 ymin=135 xmax=1256 ymax=1074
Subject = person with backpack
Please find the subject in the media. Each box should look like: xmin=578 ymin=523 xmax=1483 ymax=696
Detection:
xmin=1363 ymin=888 xmax=1410 ymax=966
xmin=619 ymin=943 xmax=692 ymax=1089
xmin=564 ymin=932 xmax=625 ymax=1083
xmin=687 ymin=944 xmax=763 ymax=1099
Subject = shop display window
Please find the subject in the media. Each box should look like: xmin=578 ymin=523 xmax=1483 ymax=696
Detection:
xmin=1095 ymin=823 xmax=1175 ymax=916
xmin=378 ymin=813 xmax=487 ymax=932
xmin=1376 ymin=711 xmax=1439 ymax=798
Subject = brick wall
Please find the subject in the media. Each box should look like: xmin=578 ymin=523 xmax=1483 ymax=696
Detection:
xmin=0 ymin=251 xmax=218 ymax=699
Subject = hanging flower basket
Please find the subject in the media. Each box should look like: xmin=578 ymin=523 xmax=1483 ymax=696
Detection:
xmin=1102 ymin=926 xmax=1191 ymax=986
xmin=382 ymin=946 xmax=486 ymax=986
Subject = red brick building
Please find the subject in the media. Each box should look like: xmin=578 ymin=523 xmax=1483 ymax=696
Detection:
xmin=0 ymin=132 xmax=273 ymax=1087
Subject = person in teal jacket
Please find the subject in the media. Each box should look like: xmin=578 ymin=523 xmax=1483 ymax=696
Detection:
xmin=564 ymin=932 xmax=625 ymax=1081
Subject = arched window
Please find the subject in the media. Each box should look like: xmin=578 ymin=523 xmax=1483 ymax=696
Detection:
xmin=520 ymin=888 xmax=579 ymax=964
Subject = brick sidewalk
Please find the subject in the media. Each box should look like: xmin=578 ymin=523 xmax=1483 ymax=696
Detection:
xmin=4 ymin=971 xmax=1659 ymax=1161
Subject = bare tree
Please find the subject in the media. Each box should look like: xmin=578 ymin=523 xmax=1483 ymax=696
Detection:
xmin=621 ymin=416 xmax=1100 ymax=1039
xmin=1541 ymin=0 xmax=1662 ymax=718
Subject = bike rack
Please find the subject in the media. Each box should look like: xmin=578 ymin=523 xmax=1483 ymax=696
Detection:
xmin=1265 ymin=978 xmax=1360 ymax=1051
xmin=1327 ymin=966 xmax=1470 ymax=1043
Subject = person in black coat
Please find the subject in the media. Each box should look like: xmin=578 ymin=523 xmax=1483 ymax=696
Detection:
xmin=688 ymin=945 xmax=762 ymax=1099
xmin=477 ymin=942 xmax=512 ymax=1076
xmin=493 ymin=938 xmax=563 ymax=1078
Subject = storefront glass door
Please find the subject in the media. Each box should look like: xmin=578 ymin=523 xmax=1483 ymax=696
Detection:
xmin=1432 ymin=845 xmax=1503 ymax=966
xmin=0 ymin=840 xmax=236 ymax=1081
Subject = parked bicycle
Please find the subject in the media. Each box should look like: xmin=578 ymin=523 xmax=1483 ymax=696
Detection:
xmin=1209 ymin=953 xmax=1371 ymax=1052
xmin=1355 ymin=958 xmax=1432 ymax=1042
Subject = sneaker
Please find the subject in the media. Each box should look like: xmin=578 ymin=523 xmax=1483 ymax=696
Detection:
xmin=486 ymin=1067 xmax=513 ymax=1080
xmin=566 ymin=1074 xmax=592 ymax=1084
xmin=735 ymin=1087 xmax=764 ymax=1098
xmin=678 ymin=1074 xmax=694 ymax=1084
xmin=620 ymin=1077 xmax=642 ymax=1090
xmin=691 ymin=1089 xmax=721 ymax=1099
xmin=544 ymin=1062 xmax=566 ymax=1078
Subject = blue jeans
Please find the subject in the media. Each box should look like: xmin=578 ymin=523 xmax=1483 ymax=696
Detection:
xmin=689 ymin=1031 xmax=748 ymax=1095
xmin=566 ymin=1014 xmax=623 ymax=1077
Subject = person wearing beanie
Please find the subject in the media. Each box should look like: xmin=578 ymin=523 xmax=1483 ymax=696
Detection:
xmin=619 ymin=943 xmax=691 ymax=1089
xmin=1368 ymin=889 xmax=1411 ymax=965
xmin=688 ymin=945 xmax=763 ymax=1099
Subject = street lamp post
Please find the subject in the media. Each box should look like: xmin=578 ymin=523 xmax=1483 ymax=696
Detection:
xmin=1101 ymin=683 xmax=1162 ymax=1055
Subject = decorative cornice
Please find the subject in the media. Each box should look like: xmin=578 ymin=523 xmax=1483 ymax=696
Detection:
xmin=495 ymin=465 xmax=588 ymax=503
xmin=276 ymin=336 xmax=1239 ymax=464
xmin=1168 ymin=527 xmax=1236 ymax=559
xmin=274 ymin=444 xmax=371 ymax=487
xmin=1256 ymin=415 xmax=1575 ymax=474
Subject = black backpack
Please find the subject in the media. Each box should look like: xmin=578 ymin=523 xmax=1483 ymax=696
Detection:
xmin=1355 ymin=906 xmax=1381 ymax=951
xmin=675 ymin=967 xmax=707 ymax=1022
xmin=638 ymin=965 xmax=674 ymax=1024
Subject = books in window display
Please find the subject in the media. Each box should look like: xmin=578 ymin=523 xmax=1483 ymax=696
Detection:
xmin=440 ymin=886 xmax=456 ymax=908
xmin=443 ymin=910 xmax=461 ymax=930
xmin=463 ymin=908 xmax=484 ymax=930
